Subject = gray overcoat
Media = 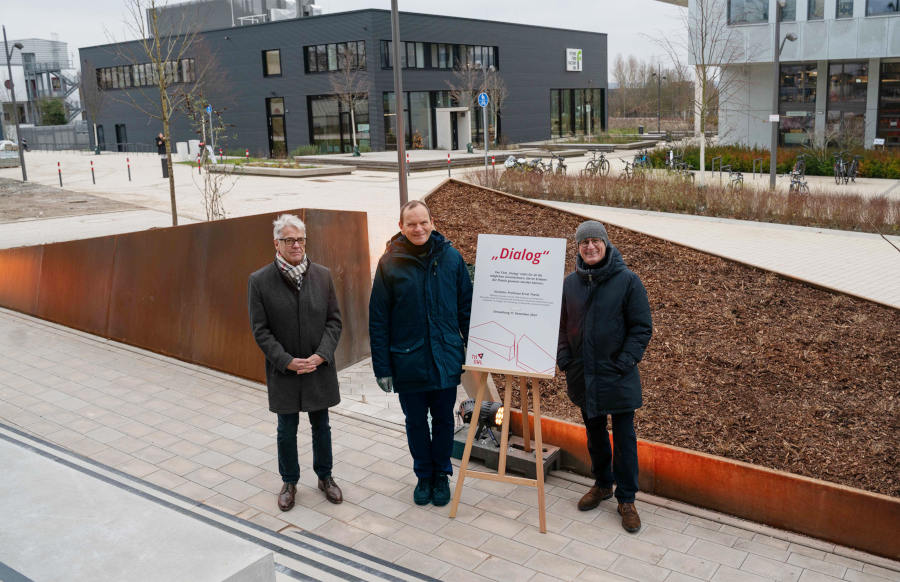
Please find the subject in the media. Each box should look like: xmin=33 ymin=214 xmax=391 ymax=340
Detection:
xmin=248 ymin=261 xmax=342 ymax=413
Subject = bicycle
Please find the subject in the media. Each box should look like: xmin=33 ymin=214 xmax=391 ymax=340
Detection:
xmin=583 ymin=150 xmax=610 ymax=177
xmin=789 ymin=172 xmax=809 ymax=195
xmin=547 ymin=151 xmax=567 ymax=175
xmin=620 ymin=159 xmax=634 ymax=180
xmin=846 ymin=155 xmax=861 ymax=183
xmin=833 ymin=151 xmax=849 ymax=185
xmin=633 ymin=148 xmax=652 ymax=171
xmin=726 ymin=168 xmax=743 ymax=190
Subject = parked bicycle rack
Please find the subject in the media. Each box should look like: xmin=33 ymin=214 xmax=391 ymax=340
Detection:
xmin=711 ymin=156 xmax=722 ymax=176
xmin=720 ymin=164 xmax=731 ymax=183
xmin=752 ymin=157 xmax=765 ymax=178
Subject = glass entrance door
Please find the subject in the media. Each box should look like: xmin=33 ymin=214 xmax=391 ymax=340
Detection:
xmin=266 ymin=97 xmax=287 ymax=158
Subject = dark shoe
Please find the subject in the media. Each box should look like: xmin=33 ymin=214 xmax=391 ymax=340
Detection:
xmin=432 ymin=473 xmax=451 ymax=507
xmin=318 ymin=476 xmax=343 ymax=504
xmin=618 ymin=502 xmax=642 ymax=533
xmin=278 ymin=482 xmax=296 ymax=511
xmin=413 ymin=477 xmax=433 ymax=506
xmin=577 ymin=485 xmax=613 ymax=511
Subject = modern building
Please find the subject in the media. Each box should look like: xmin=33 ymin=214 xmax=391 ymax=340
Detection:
xmin=78 ymin=8 xmax=608 ymax=155
xmin=676 ymin=0 xmax=899 ymax=148
xmin=0 ymin=37 xmax=80 ymax=139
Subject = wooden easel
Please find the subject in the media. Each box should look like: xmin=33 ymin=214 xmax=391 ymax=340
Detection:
xmin=449 ymin=366 xmax=551 ymax=533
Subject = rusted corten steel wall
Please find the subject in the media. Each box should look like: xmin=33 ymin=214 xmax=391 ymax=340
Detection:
xmin=0 ymin=208 xmax=371 ymax=381
xmin=511 ymin=410 xmax=900 ymax=560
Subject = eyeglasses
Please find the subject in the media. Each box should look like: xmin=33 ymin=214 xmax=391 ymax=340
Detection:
xmin=578 ymin=238 xmax=604 ymax=249
xmin=278 ymin=237 xmax=306 ymax=246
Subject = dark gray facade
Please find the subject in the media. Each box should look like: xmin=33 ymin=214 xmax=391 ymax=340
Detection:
xmin=79 ymin=9 xmax=607 ymax=155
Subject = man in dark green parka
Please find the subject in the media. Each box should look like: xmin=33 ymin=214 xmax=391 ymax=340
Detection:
xmin=557 ymin=220 xmax=652 ymax=533
xmin=369 ymin=200 xmax=473 ymax=507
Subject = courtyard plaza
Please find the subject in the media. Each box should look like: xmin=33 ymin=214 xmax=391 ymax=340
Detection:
xmin=0 ymin=149 xmax=898 ymax=580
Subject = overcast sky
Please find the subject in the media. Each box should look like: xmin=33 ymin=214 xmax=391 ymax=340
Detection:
xmin=2 ymin=0 xmax=687 ymax=80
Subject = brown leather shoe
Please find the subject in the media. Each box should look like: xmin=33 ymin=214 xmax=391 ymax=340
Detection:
xmin=577 ymin=485 xmax=613 ymax=511
xmin=318 ymin=476 xmax=343 ymax=504
xmin=618 ymin=502 xmax=641 ymax=533
xmin=278 ymin=482 xmax=296 ymax=511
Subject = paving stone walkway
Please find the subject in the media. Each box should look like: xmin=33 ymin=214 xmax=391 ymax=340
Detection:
xmin=1 ymin=307 xmax=898 ymax=582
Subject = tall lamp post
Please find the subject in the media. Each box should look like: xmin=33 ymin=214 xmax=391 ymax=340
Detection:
xmin=3 ymin=26 xmax=26 ymax=182
xmin=652 ymin=64 xmax=666 ymax=135
xmin=769 ymin=1 xmax=797 ymax=190
xmin=390 ymin=0 xmax=407 ymax=206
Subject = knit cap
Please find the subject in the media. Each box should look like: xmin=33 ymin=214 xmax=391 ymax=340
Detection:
xmin=575 ymin=220 xmax=610 ymax=247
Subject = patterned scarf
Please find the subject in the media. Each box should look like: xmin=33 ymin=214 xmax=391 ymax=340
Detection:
xmin=275 ymin=252 xmax=309 ymax=290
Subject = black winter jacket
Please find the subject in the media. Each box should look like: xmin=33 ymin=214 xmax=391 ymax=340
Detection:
xmin=369 ymin=231 xmax=473 ymax=393
xmin=557 ymin=245 xmax=652 ymax=418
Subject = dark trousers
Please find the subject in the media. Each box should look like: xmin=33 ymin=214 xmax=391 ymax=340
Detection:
xmin=582 ymin=409 xmax=639 ymax=503
xmin=276 ymin=409 xmax=332 ymax=484
xmin=398 ymin=387 xmax=456 ymax=479
xmin=159 ymin=155 xmax=169 ymax=178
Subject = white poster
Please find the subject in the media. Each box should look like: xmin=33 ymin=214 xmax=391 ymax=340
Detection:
xmin=566 ymin=48 xmax=583 ymax=72
xmin=465 ymin=234 xmax=567 ymax=378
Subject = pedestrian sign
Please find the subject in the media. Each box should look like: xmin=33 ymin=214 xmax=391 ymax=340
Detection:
xmin=477 ymin=92 xmax=489 ymax=107
xmin=206 ymin=105 xmax=212 ymax=114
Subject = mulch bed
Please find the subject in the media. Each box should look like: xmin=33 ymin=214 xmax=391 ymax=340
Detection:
xmin=427 ymin=180 xmax=900 ymax=498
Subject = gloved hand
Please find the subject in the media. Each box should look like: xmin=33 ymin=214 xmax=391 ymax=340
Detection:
xmin=376 ymin=376 xmax=394 ymax=393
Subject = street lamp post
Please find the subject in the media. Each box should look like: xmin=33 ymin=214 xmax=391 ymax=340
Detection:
xmin=770 ymin=1 xmax=797 ymax=190
xmin=2 ymin=26 xmax=27 ymax=182
xmin=652 ymin=65 xmax=666 ymax=135
xmin=390 ymin=0 xmax=407 ymax=206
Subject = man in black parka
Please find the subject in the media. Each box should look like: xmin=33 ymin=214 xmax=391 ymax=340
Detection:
xmin=248 ymin=213 xmax=343 ymax=511
xmin=557 ymin=220 xmax=652 ymax=533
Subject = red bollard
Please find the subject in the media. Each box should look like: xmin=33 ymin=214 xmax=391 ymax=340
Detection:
xmin=58 ymin=162 xmax=63 ymax=187
xmin=245 ymin=148 xmax=249 ymax=159
xmin=90 ymin=160 xmax=96 ymax=184
xmin=447 ymin=152 xmax=451 ymax=177
xmin=491 ymin=155 xmax=495 ymax=167
xmin=127 ymin=157 xmax=131 ymax=181
xmin=406 ymin=152 xmax=410 ymax=176
xmin=197 ymin=153 xmax=202 ymax=174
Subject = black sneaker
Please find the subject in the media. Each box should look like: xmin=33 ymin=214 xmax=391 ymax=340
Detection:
xmin=413 ymin=477 xmax=433 ymax=505
xmin=432 ymin=473 xmax=451 ymax=507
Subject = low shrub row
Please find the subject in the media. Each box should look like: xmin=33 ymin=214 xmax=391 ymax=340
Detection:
xmin=467 ymin=170 xmax=899 ymax=235
xmin=648 ymin=146 xmax=900 ymax=179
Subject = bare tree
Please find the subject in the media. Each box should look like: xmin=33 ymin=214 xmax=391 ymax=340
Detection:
xmin=329 ymin=44 xmax=369 ymax=153
xmin=656 ymin=0 xmax=745 ymax=185
xmin=109 ymin=0 xmax=216 ymax=225
xmin=79 ymin=60 xmax=106 ymax=153
xmin=446 ymin=63 xmax=480 ymax=113
xmin=181 ymin=88 xmax=236 ymax=220
xmin=483 ymin=68 xmax=508 ymax=145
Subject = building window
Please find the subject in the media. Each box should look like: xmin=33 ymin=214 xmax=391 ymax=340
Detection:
xmin=780 ymin=0 xmax=797 ymax=20
xmin=836 ymin=0 xmax=854 ymax=17
xmin=867 ymin=0 xmax=899 ymax=15
xmin=780 ymin=64 xmax=817 ymax=146
xmin=262 ymin=49 xmax=281 ymax=77
xmin=380 ymin=41 xmax=499 ymax=70
xmin=808 ymin=0 xmax=825 ymax=19
xmin=308 ymin=94 xmax=370 ymax=153
xmin=728 ymin=0 xmax=768 ymax=23
xmin=550 ymin=88 xmax=605 ymax=138
xmin=780 ymin=64 xmax=817 ymax=103
xmin=828 ymin=62 xmax=868 ymax=104
xmin=877 ymin=61 xmax=900 ymax=146
xmin=383 ymin=90 xmax=456 ymax=149
xmin=95 ymin=59 xmax=195 ymax=90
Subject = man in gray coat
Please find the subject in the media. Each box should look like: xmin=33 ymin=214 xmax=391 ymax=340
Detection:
xmin=248 ymin=214 xmax=343 ymax=511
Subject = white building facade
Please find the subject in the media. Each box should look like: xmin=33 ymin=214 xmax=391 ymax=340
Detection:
xmin=684 ymin=0 xmax=899 ymax=148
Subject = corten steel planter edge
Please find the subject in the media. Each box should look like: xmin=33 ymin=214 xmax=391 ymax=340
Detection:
xmin=510 ymin=409 xmax=900 ymax=560
xmin=440 ymin=178 xmax=899 ymax=312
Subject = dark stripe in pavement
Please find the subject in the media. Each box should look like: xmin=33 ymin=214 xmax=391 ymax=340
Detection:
xmin=0 ymin=560 xmax=35 ymax=582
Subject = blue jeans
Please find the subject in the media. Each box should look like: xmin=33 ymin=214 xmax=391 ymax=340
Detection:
xmin=276 ymin=409 xmax=332 ymax=484
xmin=398 ymin=387 xmax=456 ymax=479
xmin=582 ymin=409 xmax=639 ymax=503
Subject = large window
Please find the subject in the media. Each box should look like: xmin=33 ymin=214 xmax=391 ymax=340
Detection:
xmin=95 ymin=59 xmax=195 ymax=90
xmin=780 ymin=64 xmax=817 ymax=103
xmin=877 ymin=61 xmax=900 ymax=146
xmin=550 ymin=89 xmax=605 ymax=138
xmin=380 ymin=41 xmax=498 ymax=70
xmin=305 ymin=42 xmax=366 ymax=73
xmin=808 ymin=0 xmax=825 ymax=19
xmin=780 ymin=64 xmax=818 ymax=145
xmin=867 ymin=0 xmax=899 ymax=15
xmin=828 ymin=62 xmax=868 ymax=104
xmin=836 ymin=0 xmax=854 ymax=17
xmin=728 ymin=0 xmax=768 ymax=23
xmin=262 ymin=49 xmax=281 ymax=77
xmin=308 ymin=95 xmax=369 ymax=153
xmin=383 ymin=90 xmax=456 ymax=149
xmin=781 ymin=0 xmax=797 ymax=21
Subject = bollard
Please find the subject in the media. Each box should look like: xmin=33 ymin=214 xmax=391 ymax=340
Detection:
xmin=491 ymin=155 xmax=495 ymax=171
xmin=197 ymin=153 xmax=202 ymax=174
xmin=245 ymin=148 xmax=249 ymax=159
xmin=218 ymin=147 xmax=223 ymax=158
xmin=406 ymin=152 xmax=410 ymax=177
xmin=127 ymin=157 xmax=132 ymax=182
xmin=91 ymin=160 xmax=96 ymax=185
xmin=447 ymin=152 xmax=451 ymax=177
xmin=58 ymin=162 xmax=63 ymax=187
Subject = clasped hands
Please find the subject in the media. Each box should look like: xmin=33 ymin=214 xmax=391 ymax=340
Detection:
xmin=287 ymin=354 xmax=324 ymax=375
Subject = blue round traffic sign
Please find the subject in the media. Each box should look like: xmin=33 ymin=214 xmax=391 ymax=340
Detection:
xmin=206 ymin=105 xmax=212 ymax=114
xmin=477 ymin=92 xmax=489 ymax=107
